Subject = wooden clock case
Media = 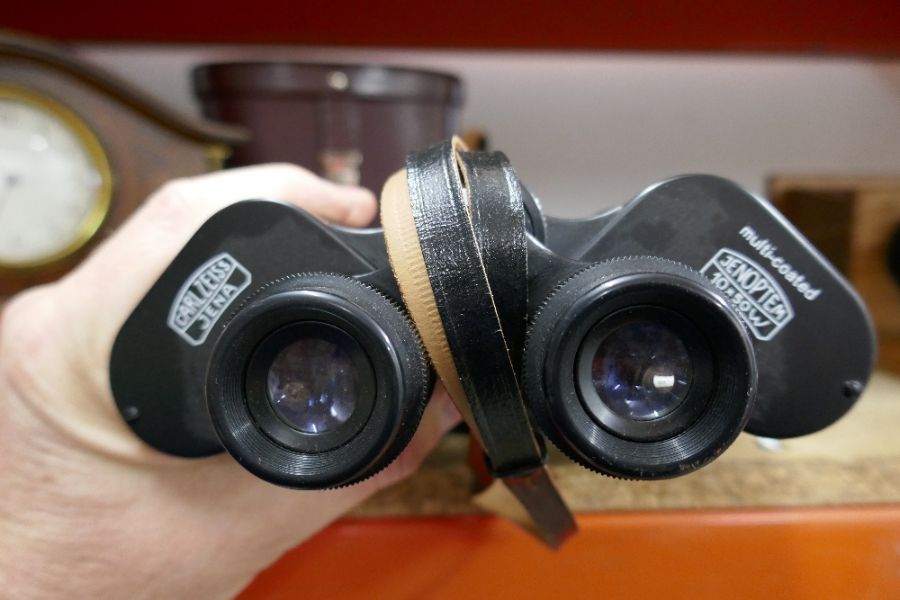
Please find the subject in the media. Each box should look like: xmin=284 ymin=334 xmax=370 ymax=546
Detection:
xmin=0 ymin=31 xmax=248 ymax=298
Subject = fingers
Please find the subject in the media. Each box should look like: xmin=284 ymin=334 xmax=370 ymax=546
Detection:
xmin=78 ymin=163 xmax=375 ymax=293
xmin=359 ymin=385 xmax=462 ymax=492
xmin=7 ymin=164 xmax=376 ymax=449
xmin=152 ymin=163 xmax=377 ymax=228
xmin=57 ymin=164 xmax=376 ymax=368
xmin=210 ymin=386 xmax=462 ymax=564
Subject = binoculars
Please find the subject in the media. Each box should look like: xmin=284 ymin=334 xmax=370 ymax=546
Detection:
xmin=111 ymin=140 xmax=874 ymax=493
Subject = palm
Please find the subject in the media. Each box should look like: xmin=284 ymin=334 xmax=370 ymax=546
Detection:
xmin=0 ymin=164 xmax=458 ymax=598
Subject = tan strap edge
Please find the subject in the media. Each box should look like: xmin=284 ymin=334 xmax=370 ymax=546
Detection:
xmin=380 ymin=169 xmax=479 ymax=434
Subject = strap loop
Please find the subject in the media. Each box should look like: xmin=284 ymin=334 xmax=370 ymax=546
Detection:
xmin=381 ymin=138 xmax=576 ymax=547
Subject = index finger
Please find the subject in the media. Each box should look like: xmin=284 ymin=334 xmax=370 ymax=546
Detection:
xmin=61 ymin=163 xmax=377 ymax=368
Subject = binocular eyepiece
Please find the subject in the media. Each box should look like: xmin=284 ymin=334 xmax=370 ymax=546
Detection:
xmin=524 ymin=257 xmax=756 ymax=480
xmin=110 ymin=140 xmax=874 ymax=495
xmin=206 ymin=274 xmax=431 ymax=488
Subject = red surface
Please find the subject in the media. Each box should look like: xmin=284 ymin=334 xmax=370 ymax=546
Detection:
xmin=5 ymin=1 xmax=900 ymax=54
xmin=239 ymin=506 xmax=900 ymax=600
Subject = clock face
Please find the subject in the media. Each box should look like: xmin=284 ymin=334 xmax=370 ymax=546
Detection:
xmin=0 ymin=85 xmax=111 ymax=271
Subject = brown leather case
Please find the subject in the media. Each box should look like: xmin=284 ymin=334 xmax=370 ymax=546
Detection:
xmin=193 ymin=62 xmax=463 ymax=196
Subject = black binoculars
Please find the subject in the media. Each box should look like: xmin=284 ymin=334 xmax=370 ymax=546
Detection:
xmin=111 ymin=140 xmax=874 ymax=491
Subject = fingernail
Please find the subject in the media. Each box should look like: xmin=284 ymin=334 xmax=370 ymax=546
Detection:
xmin=439 ymin=397 xmax=463 ymax=431
xmin=346 ymin=195 xmax=377 ymax=226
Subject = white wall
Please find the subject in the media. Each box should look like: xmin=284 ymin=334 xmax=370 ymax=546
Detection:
xmin=79 ymin=44 xmax=900 ymax=216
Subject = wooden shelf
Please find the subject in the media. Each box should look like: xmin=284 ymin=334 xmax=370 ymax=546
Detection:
xmin=6 ymin=0 xmax=900 ymax=54
xmin=240 ymin=507 xmax=900 ymax=599
xmin=239 ymin=372 xmax=900 ymax=598
xmin=355 ymin=372 xmax=900 ymax=516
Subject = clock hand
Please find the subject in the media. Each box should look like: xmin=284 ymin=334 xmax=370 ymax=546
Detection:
xmin=0 ymin=172 xmax=19 ymax=217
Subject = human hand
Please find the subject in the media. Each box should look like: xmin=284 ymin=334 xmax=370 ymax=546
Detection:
xmin=0 ymin=165 xmax=460 ymax=599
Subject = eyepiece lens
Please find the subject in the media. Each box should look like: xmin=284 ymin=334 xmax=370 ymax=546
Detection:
xmin=591 ymin=319 xmax=693 ymax=421
xmin=266 ymin=336 xmax=358 ymax=434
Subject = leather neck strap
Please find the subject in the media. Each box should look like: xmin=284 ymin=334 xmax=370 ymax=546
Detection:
xmin=381 ymin=138 xmax=576 ymax=547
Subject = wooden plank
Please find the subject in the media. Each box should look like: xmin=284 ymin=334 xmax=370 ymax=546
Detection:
xmin=354 ymin=372 xmax=900 ymax=516
xmin=769 ymin=175 xmax=900 ymax=374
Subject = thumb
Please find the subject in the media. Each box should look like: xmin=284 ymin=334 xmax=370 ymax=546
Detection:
xmin=162 ymin=162 xmax=378 ymax=227
xmin=305 ymin=179 xmax=378 ymax=227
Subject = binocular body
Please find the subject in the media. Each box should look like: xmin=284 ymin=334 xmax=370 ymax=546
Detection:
xmin=111 ymin=146 xmax=874 ymax=489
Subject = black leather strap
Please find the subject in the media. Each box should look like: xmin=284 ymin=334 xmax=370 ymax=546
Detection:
xmin=462 ymin=150 xmax=528 ymax=363
xmin=403 ymin=140 xmax=576 ymax=547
